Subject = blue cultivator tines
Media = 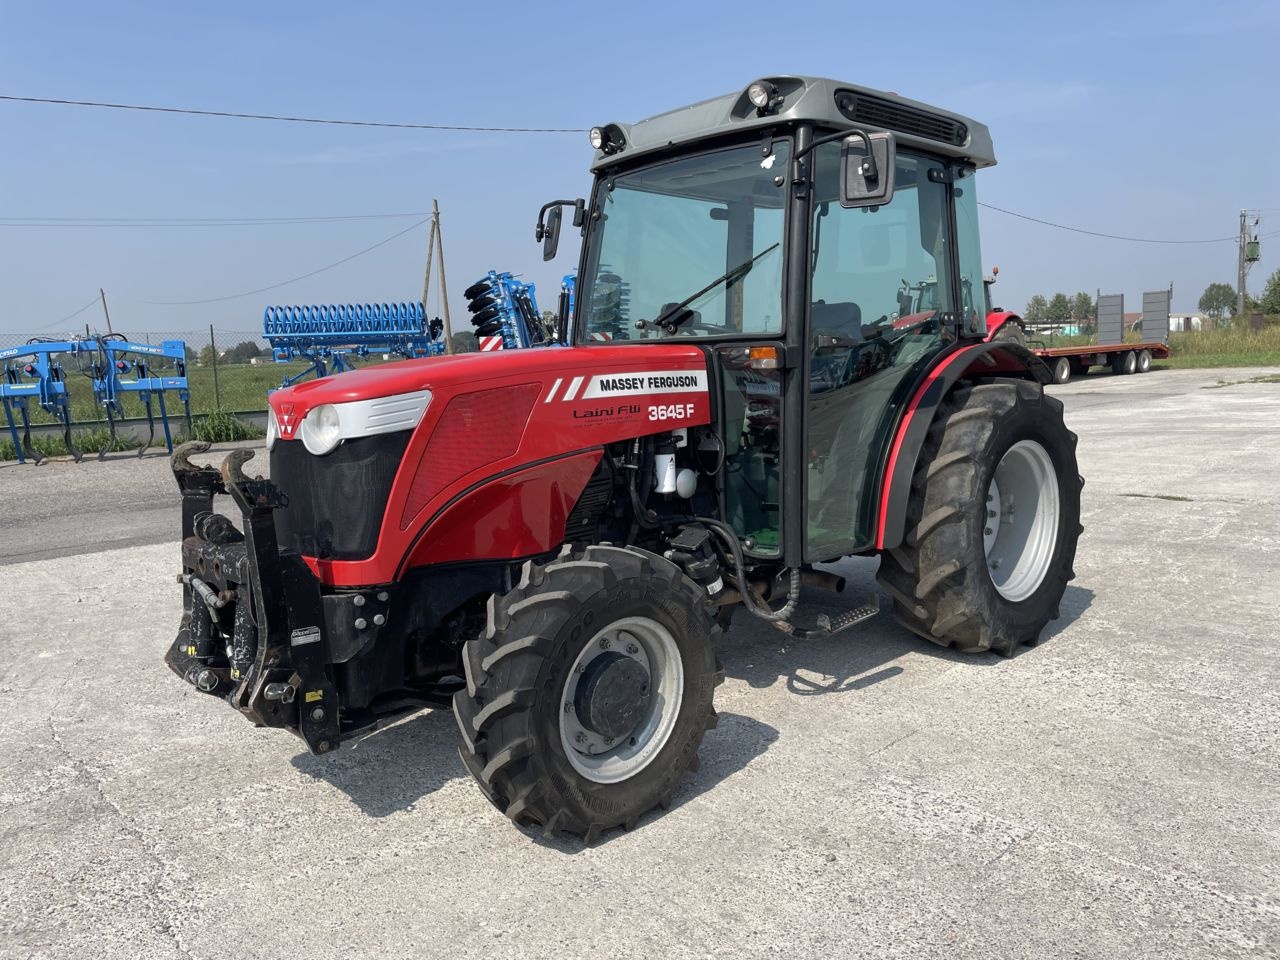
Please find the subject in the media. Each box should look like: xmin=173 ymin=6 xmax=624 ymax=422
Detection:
xmin=1 ymin=339 xmax=87 ymax=464
xmin=262 ymin=301 xmax=445 ymax=386
xmin=462 ymin=272 xmax=552 ymax=351
xmin=91 ymin=336 xmax=193 ymax=458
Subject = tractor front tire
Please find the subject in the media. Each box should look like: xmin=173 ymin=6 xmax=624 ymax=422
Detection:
xmin=877 ymin=379 xmax=1082 ymax=656
xmin=453 ymin=544 xmax=722 ymax=841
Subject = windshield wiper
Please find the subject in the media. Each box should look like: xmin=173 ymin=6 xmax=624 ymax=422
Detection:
xmin=641 ymin=243 xmax=781 ymax=335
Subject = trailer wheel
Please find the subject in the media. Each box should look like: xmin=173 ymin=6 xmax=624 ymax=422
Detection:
xmin=1112 ymin=350 xmax=1137 ymax=375
xmin=453 ymin=544 xmax=722 ymax=841
xmin=1051 ymin=357 xmax=1072 ymax=384
xmin=876 ymin=379 xmax=1082 ymax=656
xmin=1136 ymin=349 xmax=1152 ymax=373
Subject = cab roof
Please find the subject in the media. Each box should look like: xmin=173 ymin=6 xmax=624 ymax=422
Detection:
xmin=589 ymin=76 xmax=995 ymax=172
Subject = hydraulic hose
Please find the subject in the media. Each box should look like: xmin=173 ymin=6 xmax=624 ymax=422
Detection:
xmin=694 ymin=516 xmax=799 ymax=623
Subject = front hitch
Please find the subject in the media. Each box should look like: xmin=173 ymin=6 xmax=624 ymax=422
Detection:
xmin=166 ymin=443 xmax=342 ymax=755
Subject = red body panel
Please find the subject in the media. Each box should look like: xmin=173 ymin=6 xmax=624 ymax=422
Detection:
xmin=402 ymin=451 xmax=602 ymax=570
xmin=983 ymin=311 xmax=1021 ymax=341
xmin=270 ymin=346 xmax=711 ymax=586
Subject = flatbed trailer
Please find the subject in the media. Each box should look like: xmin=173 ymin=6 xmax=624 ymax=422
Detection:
xmin=1031 ymin=341 xmax=1170 ymax=384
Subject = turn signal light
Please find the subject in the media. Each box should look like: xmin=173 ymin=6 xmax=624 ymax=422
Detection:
xmin=747 ymin=345 xmax=780 ymax=370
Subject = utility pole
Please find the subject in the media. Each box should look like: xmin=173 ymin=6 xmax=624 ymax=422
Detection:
xmin=99 ymin=288 xmax=114 ymax=335
xmin=420 ymin=199 xmax=455 ymax=355
xmin=1237 ymin=209 xmax=1261 ymax=318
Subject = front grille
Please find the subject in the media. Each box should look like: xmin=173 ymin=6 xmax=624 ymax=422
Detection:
xmin=271 ymin=432 xmax=411 ymax=560
xmin=834 ymin=90 xmax=967 ymax=147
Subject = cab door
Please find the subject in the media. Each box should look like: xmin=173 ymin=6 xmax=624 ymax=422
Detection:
xmin=803 ymin=148 xmax=958 ymax=560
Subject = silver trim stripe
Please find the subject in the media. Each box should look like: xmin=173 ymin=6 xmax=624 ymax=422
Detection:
xmin=544 ymin=369 xmax=709 ymax=403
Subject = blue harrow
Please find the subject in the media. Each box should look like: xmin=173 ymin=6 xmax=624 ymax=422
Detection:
xmin=263 ymin=301 xmax=445 ymax=387
xmin=2 ymin=336 xmax=191 ymax=464
xmin=264 ymin=273 xmax=557 ymax=385
xmin=462 ymin=271 xmax=552 ymax=351
xmin=92 ymin=336 xmax=193 ymax=458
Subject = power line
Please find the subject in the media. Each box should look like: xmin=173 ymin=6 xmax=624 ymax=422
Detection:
xmin=31 ymin=295 xmax=100 ymax=332
xmin=977 ymin=202 xmax=1238 ymax=244
xmin=1 ymin=212 xmax=432 ymax=228
xmin=0 ymin=94 xmax=586 ymax=134
xmin=141 ymin=216 xmax=432 ymax=305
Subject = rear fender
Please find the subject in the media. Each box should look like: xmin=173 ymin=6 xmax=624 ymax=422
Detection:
xmin=875 ymin=342 xmax=1050 ymax=551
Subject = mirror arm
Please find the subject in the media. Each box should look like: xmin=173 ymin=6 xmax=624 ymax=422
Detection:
xmin=791 ymin=127 xmax=878 ymax=186
xmin=535 ymin=199 xmax=580 ymax=241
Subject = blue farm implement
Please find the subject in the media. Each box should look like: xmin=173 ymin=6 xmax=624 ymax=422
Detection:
xmin=462 ymin=272 xmax=552 ymax=351
xmin=2 ymin=336 xmax=191 ymax=464
xmin=2 ymin=340 xmax=82 ymax=463
xmin=263 ymin=301 xmax=445 ymax=387
xmin=92 ymin=336 xmax=193 ymax=458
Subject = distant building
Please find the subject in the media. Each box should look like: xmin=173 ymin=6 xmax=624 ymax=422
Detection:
xmin=1168 ymin=313 xmax=1203 ymax=332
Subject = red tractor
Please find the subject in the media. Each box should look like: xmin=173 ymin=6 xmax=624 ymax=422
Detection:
xmin=167 ymin=76 xmax=1082 ymax=841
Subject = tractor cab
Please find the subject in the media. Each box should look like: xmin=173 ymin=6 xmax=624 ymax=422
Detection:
xmin=540 ymin=77 xmax=993 ymax=563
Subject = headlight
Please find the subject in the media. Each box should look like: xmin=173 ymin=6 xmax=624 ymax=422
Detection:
xmin=265 ymin=408 xmax=279 ymax=450
xmin=747 ymin=80 xmax=780 ymax=113
xmin=589 ymin=126 xmax=604 ymax=150
xmin=300 ymin=404 xmax=342 ymax=456
xmin=287 ymin=390 xmax=432 ymax=456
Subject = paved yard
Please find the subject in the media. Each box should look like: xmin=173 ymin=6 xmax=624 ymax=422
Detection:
xmin=1 ymin=366 xmax=1277 ymax=959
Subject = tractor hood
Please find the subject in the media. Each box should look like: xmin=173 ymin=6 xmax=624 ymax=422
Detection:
xmin=267 ymin=344 xmax=709 ymax=430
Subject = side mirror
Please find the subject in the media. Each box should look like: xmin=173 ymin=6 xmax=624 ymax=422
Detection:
xmin=840 ymin=131 xmax=896 ymax=208
xmin=541 ymin=205 xmax=563 ymax=261
xmin=536 ymin=199 xmax=586 ymax=262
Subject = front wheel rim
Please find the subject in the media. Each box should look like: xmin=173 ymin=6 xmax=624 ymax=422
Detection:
xmin=984 ymin=440 xmax=1061 ymax=602
xmin=558 ymin=616 xmax=684 ymax=784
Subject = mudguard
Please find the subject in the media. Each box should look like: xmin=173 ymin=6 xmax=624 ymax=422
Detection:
xmin=875 ymin=341 xmax=1051 ymax=551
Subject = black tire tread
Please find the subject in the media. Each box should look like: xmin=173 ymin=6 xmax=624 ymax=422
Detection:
xmin=453 ymin=544 xmax=723 ymax=840
xmin=877 ymin=379 xmax=1082 ymax=656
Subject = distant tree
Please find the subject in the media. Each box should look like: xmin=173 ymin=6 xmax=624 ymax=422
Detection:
xmin=198 ymin=344 xmax=217 ymax=366
xmin=1260 ymin=268 xmax=1280 ymax=315
xmin=1024 ymin=294 xmax=1048 ymax=322
xmin=1046 ymin=293 xmax=1072 ymax=323
xmin=183 ymin=345 xmax=198 ymax=364
xmin=1070 ymin=291 xmax=1094 ymax=321
xmin=1198 ymin=282 xmax=1237 ymax=322
xmin=223 ymin=340 xmax=263 ymax=364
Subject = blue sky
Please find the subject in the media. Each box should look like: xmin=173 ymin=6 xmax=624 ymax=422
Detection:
xmin=2 ymin=0 xmax=1277 ymax=338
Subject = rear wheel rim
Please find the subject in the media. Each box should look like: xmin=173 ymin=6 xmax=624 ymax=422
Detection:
xmin=559 ymin=616 xmax=683 ymax=784
xmin=984 ymin=440 xmax=1061 ymax=602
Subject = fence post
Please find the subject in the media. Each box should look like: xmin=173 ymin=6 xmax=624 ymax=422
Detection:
xmin=209 ymin=324 xmax=221 ymax=409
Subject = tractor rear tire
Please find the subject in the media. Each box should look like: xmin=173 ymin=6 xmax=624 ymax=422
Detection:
xmin=453 ymin=544 xmax=723 ymax=841
xmin=876 ymin=379 xmax=1082 ymax=656
xmin=992 ymin=321 xmax=1027 ymax=346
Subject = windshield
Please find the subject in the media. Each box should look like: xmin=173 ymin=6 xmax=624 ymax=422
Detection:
xmin=578 ymin=141 xmax=790 ymax=342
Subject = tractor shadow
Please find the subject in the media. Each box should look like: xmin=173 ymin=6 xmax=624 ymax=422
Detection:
xmin=719 ymin=557 xmax=1095 ymax=694
xmin=291 ymin=707 xmax=462 ymax=818
xmin=526 ymin=711 xmax=779 ymax=853
xmin=290 ymin=706 xmax=780 ymax=835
